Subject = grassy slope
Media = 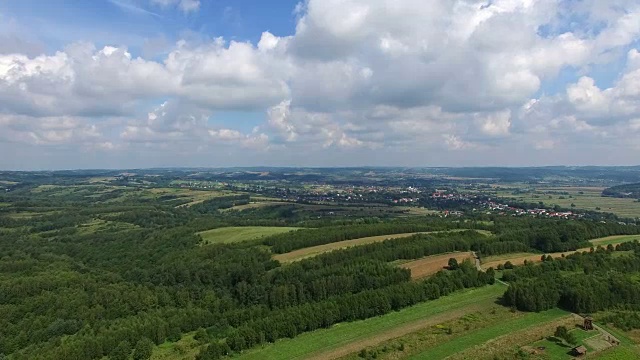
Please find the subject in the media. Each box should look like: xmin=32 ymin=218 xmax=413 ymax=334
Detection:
xmin=274 ymin=229 xmax=492 ymax=263
xmin=408 ymin=308 xmax=569 ymax=359
xmin=234 ymin=284 xmax=505 ymax=360
xmin=198 ymin=226 xmax=301 ymax=245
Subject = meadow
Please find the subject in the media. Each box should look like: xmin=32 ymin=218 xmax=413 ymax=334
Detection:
xmin=233 ymin=285 xmax=506 ymax=360
xmin=197 ymin=226 xmax=301 ymax=245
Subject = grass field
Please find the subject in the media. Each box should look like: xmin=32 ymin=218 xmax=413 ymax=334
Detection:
xmin=591 ymin=235 xmax=640 ymax=246
xmin=408 ymin=308 xmax=570 ymax=359
xmin=274 ymin=229 xmax=492 ymax=263
xmin=198 ymin=226 xmax=301 ymax=245
xmin=400 ymin=252 xmax=475 ymax=279
xmin=481 ymin=235 xmax=640 ymax=269
xmin=493 ymin=186 xmax=640 ymax=219
xmin=152 ymin=332 xmax=200 ymax=360
xmin=273 ymin=232 xmax=428 ymax=263
xmin=235 ymin=284 xmax=506 ymax=360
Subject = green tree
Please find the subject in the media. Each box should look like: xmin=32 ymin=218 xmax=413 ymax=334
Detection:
xmin=448 ymin=258 xmax=459 ymax=270
xmin=110 ymin=341 xmax=132 ymax=360
xmin=132 ymin=338 xmax=154 ymax=360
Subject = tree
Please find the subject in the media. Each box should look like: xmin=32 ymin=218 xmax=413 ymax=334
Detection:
xmin=110 ymin=341 xmax=132 ymax=360
xmin=133 ymin=338 xmax=154 ymax=360
xmin=554 ymin=326 xmax=568 ymax=339
xmin=448 ymin=258 xmax=459 ymax=270
xmin=504 ymin=261 xmax=514 ymax=269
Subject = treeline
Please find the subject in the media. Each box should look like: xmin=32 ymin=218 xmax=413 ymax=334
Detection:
xmin=264 ymin=219 xmax=488 ymax=253
xmin=492 ymin=217 xmax=640 ymax=252
xmin=502 ymin=241 xmax=640 ymax=313
xmin=196 ymin=261 xmax=494 ymax=360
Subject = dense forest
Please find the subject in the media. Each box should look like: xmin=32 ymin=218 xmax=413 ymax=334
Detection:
xmin=502 ymin=241 xmax=640 ymax=315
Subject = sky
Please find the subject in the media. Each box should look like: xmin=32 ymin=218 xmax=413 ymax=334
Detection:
xmin=1 ymin=0 xmax=640 ymax=170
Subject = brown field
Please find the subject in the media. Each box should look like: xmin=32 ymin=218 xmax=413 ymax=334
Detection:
xmin=482 ymin=250 xmax=588 ymax=269
xmin=400 ymin=252 xmax=475 ymax=279
xmin=273 ymin=232 xmax=427 ymax=263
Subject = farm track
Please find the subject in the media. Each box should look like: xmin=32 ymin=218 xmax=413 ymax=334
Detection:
xmin=304 ymin=287 xmax=505 ymax=360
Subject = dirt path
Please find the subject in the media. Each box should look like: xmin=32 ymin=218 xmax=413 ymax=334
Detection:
xmin=305 ymin=303 xmax=488 ymax=360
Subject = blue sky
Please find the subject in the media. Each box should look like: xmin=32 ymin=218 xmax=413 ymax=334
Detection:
xmin=1 ymin=0 xmax=640 ymax=169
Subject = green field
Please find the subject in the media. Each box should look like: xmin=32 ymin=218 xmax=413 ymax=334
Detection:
xmin=408 ymin=308 xmax=570 ymax=359
xmin=494 ymin=186 xmax=640 ymax=219
xmin=235 ymin=284 xmax=506 ymax=360
xmin=197 ymin=226 xmax=301 ymax=245
xmin=591 ymin=235 xmax=640 ymax=246
xmin=530 ymin=329 xmax=599 ymax=359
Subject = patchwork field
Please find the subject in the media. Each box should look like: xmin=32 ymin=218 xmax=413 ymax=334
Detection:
xmin=493 ymin=186 xmax=640 ymax=219
xmin=235 ymin=284 xmax=506 ymax=360
xmin=198 ymin=226 xmax=301 ymax=245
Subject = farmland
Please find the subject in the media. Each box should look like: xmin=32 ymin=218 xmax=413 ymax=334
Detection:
xmin=493 ymin=185 xmax=640 ymax=219
xmin=399 ymin=252 xmax=475 ymax=279
xmin=234 ymin=285 xmax=506 ymax=360
xmin=198 ymin=226 xmax=300 ymax=245
xmin=2 ymin=167 xmax=640 ymax=360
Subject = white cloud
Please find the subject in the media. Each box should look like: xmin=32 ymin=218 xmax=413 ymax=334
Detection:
xmin=2 ymin=0 xmax=640 ymax=167
xmin=150 ymin=0 xmax=200 ymax=14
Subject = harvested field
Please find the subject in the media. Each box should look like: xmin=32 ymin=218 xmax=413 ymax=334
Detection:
xmin=400 ymin=252 xmax=475 ymax=279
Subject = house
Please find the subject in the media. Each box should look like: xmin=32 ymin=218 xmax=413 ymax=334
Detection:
xmin=572 ymin=345 xmax=587 ymax=356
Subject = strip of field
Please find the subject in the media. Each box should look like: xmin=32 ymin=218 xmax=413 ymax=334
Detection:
xmin=482 ymin=235 xmax=640 ymax=269
xmin=198 ymin=226 xmax=301 ymax=245
xmin=407 ymin=308 xmax=570 ymax=359
xmin=274 ymin=229 xmax=491 ymax=263
xmin=272 ymin=232 xmax=427 ymax=263
xmin=235 ymin=284 xmax=506 ymax=360
xmin=590 ymin=235 xmax=640 ymax=246
xmin=400 ymin=252 xmax=475 ymax=279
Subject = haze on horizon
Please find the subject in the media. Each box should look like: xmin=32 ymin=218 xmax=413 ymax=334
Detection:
xmin=1 ymin=0 xmax=640 ymax=170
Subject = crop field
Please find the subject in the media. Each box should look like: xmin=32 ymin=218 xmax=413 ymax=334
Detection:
xmin=400 ymin=252 xmax=475 ymax=279
xmin=234 ymin=284 xmax=506 ymax=360
xmin=198 ymin=226 xmax=301 ymax=245
xmin=493 ymin=186 xmax=640 ymax=219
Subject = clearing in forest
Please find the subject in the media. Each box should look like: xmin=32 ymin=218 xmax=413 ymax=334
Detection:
xmin=482 ymin=235 xmax=640 ymax=270
xmin=400 ymin=252 xmax=475 ymax=279
xmin=272 ymin=232 xmax=427 ymax=263
xmin=198 ymin=226 xmax=301 ymax=245
xmin=274 ymin=229 xmax=491 ymax=263
xmin=235 ymin=284 xmax=506 ymax=360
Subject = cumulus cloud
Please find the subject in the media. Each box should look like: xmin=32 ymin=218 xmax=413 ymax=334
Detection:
xmin=2 ymin=0 xmax=640 ymax=167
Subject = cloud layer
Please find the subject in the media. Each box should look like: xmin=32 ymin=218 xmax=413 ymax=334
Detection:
xmin=1 ymin=0 xmax=640 ymax=169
